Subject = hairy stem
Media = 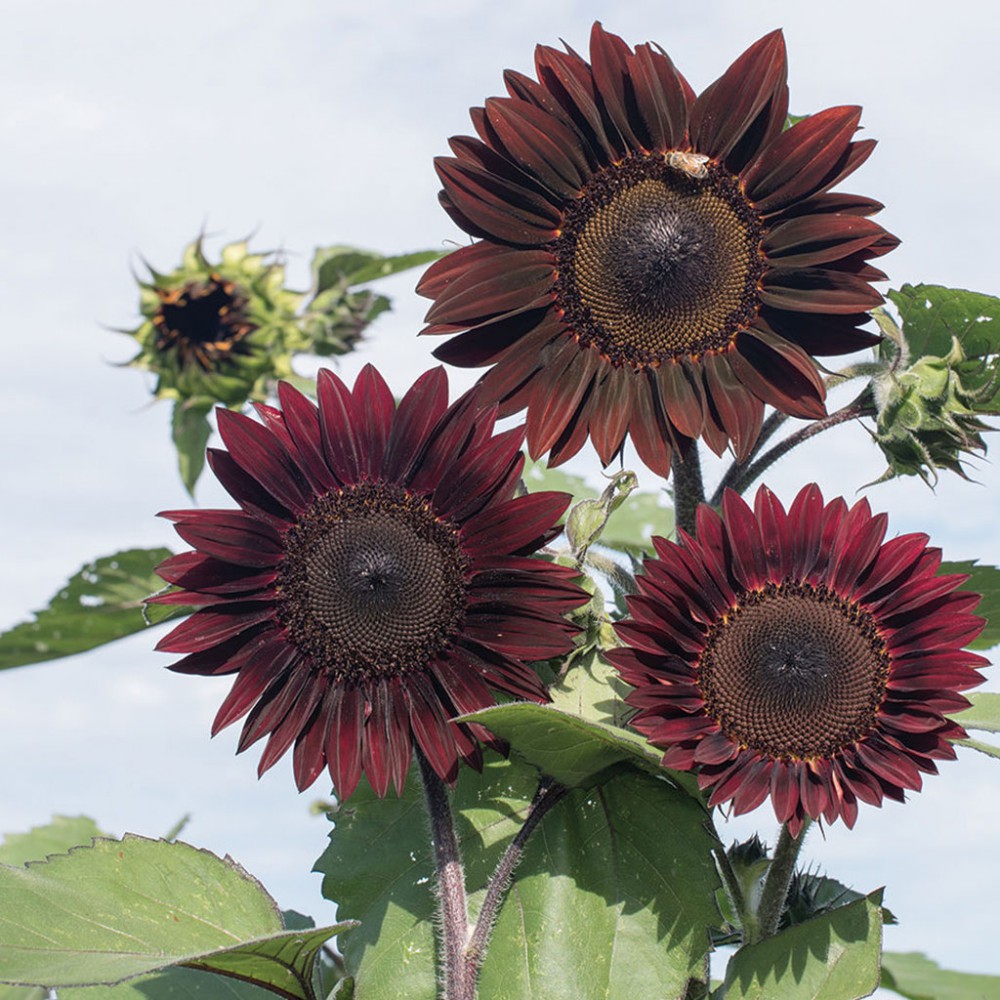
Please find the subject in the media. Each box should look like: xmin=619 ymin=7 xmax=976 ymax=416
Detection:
xmin=713 ymin=410 xmax=787 ymax=500
xmin=418 ymin=751 xmax=472 ymax=1000
xmin=710 ymin=400 xmax=871 ymax=506
xmin=754 ymin=819 xmax=812 ymax=943
xmin=463 ymin=779 xmax=569 ymax=986
xmin=671 ymin=439 xmax=705 ymax=536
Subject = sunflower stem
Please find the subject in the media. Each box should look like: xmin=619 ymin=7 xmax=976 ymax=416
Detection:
xmin=671 ymin=439 xmax=705 ymax=536
xmin=463 ymin=779 xmax=569 ymax=988
xmin=417 ymin=750 xmax=473 ymax=1000
xmin=713 ymin=410 xmax=788 ymax=499
xmin=753 ymin=819 xmax=812 ymax=943
xmin=711 ymin=397 xmax=873 ymax=505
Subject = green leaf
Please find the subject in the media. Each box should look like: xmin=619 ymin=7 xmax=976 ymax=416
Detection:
xmin=888 ymin=284 xmax=1000 ymax=360
xmin=881 ymin=951 xmax=1000 ymax=999
xmin=172 ymin=400 xmax=214 ymax=496
xmin=0 ymin=548 xmax=175 ymax=671
xmin=939 ymin=560 xmax=1000 ymax=650
xmin=312 ymin=246 xmax=445 ymax=293
xmin=950 ymin=691 xmax=1000 ymax=733
xmin=719 ymin=891 xmax=883 ymax=1000
xmin=316 ymin=754 xmax=720 ymax=1000
xmin=0 ymin=834 xmax=352 ymax=999
xmin=548 ymin=640 xmax=633 ymax=730
xmin=462 ymin=702 xmax=664 ymax=789
xmin=338 ymin=249 xmax=446 ymax=287
xmin=479 ymin=768 xmax=720 ymax=1000
xmin=0 ymin=815 xmax=107 ymax=866
xmin=954 ymin=736 xmax=1000 ymax=759
xmin=18 ymin=967 xmax=280 ymax=998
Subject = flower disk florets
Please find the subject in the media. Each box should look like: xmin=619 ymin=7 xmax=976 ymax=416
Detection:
xmin=607 ymin=484 xmax=986 ymax=835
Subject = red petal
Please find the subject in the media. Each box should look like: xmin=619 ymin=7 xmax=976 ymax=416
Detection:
xmin=277 ymin=381 xmax=337 ymax=494
xmin=690 ymin=30 xmax=787 ymax=163
xmin=760 ymin=266 xmax=884 ymax=315
xmin=156 ymin=604 xmax=275 ymax=654
xmin=744 ymin=106 xmax=863 ymax=213
xmin=211 ymin=639 xmax=297 ymax=734
xmin=217 ymin=408 xmax=310 ymax=514
xmin=764 ymin=215 xmax=890 ymax=268
xmin=326 ymin=686 xmax=365 ymax=801
xmin=435 ymin=156 xmax=562 ymax=245
xmin=351 ymin=364 xmax=396 ymax=478
xmin=485 ymin=97 xmax=588 ymax=198
xmin=703 ymin=352 xmax=763 ymax=460
xmin=627 ymin=42 xmax=691 ymax=152
xmin=731 ymin=326 xmax=827 ymax=419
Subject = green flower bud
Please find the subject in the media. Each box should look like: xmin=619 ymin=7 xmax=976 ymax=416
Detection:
xmin=871 ymin=338 xmax=995 ymax=485
xmin=125 ymin=237 xmax=307 ymax=408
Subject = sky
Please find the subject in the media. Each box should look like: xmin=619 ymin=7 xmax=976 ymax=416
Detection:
xmin=1 ymin=0 xmax=998 ymax=990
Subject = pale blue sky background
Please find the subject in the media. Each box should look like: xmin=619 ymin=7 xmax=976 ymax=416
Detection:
xmin=1 ymin=0 xmax=998 ymax=989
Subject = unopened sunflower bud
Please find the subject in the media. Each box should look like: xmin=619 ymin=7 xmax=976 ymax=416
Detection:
xmin=124 ymin=237 xmax=307 ymax=408
xmin=871 ymin=337 xmax=995 ymax=485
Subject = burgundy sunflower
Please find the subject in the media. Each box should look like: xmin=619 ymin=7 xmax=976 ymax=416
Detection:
xmin=151 ymin=365 xmax=587 ymax=799
xmin=418 ymin=24 xmax=898 ymax=475
xmin=606 ymin=485 xmax=987 ymax=835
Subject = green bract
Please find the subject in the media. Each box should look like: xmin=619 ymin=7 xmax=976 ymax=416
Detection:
xmin=872 ymin=337 xmax=996 ymax=484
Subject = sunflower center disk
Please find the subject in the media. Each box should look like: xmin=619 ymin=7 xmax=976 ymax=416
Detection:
xmin=698 ymin=584 xmax=891 ymax=760
xmin=557 ymin=159 xmax=763 ymax=367
xmin=154 ymin=276 xmax=255 ymax=369
xmin=277 ymin=483 xmax=468 ymax=679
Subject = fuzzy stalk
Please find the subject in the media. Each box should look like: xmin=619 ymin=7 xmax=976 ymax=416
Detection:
xmin=711 ymin=400 xmax=871 ymax=506
xmin=417 ymin=750 xmax=472 ymax=1000
xmin=753 ymin=819 xmax=812 ymax=943
xmin=463 ymin=779 xmax=569 ymax=987
xmin=671 ymin=439 xmax=705 ymax=536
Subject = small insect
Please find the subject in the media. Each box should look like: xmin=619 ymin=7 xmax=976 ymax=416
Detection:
xmin=666 ymin=150 xmax=711 ymax=180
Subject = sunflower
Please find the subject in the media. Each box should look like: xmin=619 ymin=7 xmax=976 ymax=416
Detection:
xmin=151 ymin=365 xmax=588 ymax=798
xmin=606 ymin=485 xmax=986 ymax=835
xmin=418 ymin=24 xmax=897 ymax=475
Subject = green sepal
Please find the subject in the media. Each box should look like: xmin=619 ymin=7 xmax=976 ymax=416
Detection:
xmin=126 ymin=236 xmax=306 ymax=409
xmin=870 ymin=337 xmax=996 ymax=485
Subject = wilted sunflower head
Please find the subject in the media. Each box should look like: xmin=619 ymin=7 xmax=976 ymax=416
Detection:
xmin=126 ymin=237 xmax=306 ymax=408
xmin=150 ymin=365 xmax=588 ymax=799
xmin=419 ymin=23 xmax=897 ymax=476
xmin=606 ymin=484 xmax=986 ymax=835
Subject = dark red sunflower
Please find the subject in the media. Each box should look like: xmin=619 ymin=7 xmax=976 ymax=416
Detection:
xmin=418 ymin=24 xmax=898 ymax=475
xmin=151 ymin=365 xmax=587 ymax=799
xmin=606 ymin=484 xmax=986 ymax=835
